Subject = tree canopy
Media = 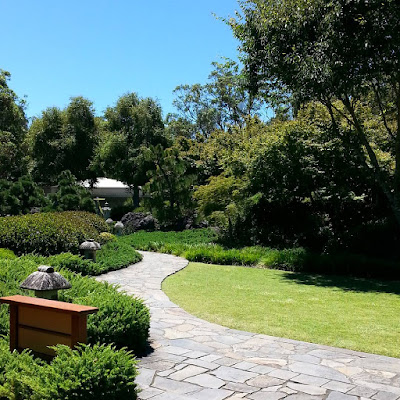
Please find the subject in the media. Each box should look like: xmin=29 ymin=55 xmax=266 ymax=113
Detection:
xmin=230 ymin=0 xmax=400 ymax=226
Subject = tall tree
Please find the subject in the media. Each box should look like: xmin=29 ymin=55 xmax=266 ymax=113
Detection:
xmin=29 ymin=97 xmax=98 ymax=184
xmin=230 ymin=0 xmax=400 ymax=226
xmin=169 ymin=59 xmax=266 ymax=139
xmin=0 ymin=70 xmax=28 ymax=179
xmin=144 ymin=144 xmax=195 ymax=225
xmin=96 ymin=93 xmax=168 ymax=206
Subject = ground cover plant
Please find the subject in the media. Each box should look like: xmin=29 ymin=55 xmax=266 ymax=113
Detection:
xmin=0 ymin=340 xmax=139 ymax=400
xmin=0 ymin=211 xmax=108 ymax=256
xmin=163 ymin=262 xmax=400 ymax=358
xmin=0 ymin=248 xmax=16 ymax=260
xmin=28 ymin=239 xmax=142 ymax=276
xmin=0 ymin=251 xmax=148 ymax=399
xmin=123 ymin=229 xmax=400 ymax=279
xmin=0 ymin=257 xmax=150 ymax=353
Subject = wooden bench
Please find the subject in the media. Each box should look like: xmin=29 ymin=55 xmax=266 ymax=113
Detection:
xmin=0 ymin=295 xmax=98 ymax=357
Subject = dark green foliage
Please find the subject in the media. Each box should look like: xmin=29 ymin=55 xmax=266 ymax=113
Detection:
xmin=96 ymin=93 xmax=169 ymax=207
xmin=29 ymin=97 xmax=98 ymax=185
xmin=230 ymin=0 xmax=400 ymax=228
xmin=0 ymin=257 xmax=150 ymax=354
xmin=44 ymin=344 xmax=138 ymax=400
xmin=0 ymin=70 xmax=29 ymax=180
xmin=96 ymin=240 xmax=142 ymax=272
xmin=120 ymin=228 xmax=217 ymax=247
xmin=32 ymin=240 xmax=142 ymax=276
xmin=35 ymin=253 xmax=101 ymax=275
xmin=144 ymin=144 xmax=195 ymax=225
xmin=46 ymin=170 xmax=96 ymax=213
xmin=0 ymin=340 xmax=139 ymax=399
xmin=0 ymin=211 xmax=108 ymax=255
xmin=0 ymin=175 xmax=49 ymax=216
xmin=124 ymin=229 xmax=400 ymax=280
xmin=59 ymin=270 xmax=150 ymax=353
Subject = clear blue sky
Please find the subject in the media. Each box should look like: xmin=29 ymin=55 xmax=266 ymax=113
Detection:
xmin=1 ymin=0 xmax=241 ymax=120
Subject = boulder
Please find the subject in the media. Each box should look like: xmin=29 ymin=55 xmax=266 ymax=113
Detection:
xmin=121 ymin=212 xmax=159 ymax=233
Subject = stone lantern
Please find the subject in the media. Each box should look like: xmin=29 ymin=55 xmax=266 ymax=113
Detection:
xmin=79 ymin=239 xmax=101 ymax=261
xmin=20 ymin=266 xmax=71 ymax=300
xmin=106 ymin=218 xmax=114 ymax=229
xmin=114 ymin=221 xmax=124 ymax=236
xmin=103 ymin=202 xmax=112 ymax=220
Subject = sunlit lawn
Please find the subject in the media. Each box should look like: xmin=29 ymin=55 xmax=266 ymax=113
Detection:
xmin=163 ymin=262 xmax=400 ymax=358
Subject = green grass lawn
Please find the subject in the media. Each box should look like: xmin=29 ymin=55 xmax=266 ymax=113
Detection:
xmin=163 ymin=262 xmax=400 ymax=358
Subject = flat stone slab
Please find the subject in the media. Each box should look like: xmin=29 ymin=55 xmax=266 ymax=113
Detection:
xmin=98 ymin=251 xmax=400 ymax=399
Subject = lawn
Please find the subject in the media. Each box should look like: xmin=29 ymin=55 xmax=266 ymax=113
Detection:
xmin=163 ymin=262 xmax=400 ymax=358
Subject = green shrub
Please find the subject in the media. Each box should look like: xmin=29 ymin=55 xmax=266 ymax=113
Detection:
xmin=24 ymin=239 xmax=142 ymax=276
xmin=0 ymin=258 xmax=150 ymax=354
xmin=44 ymin=344 xmax=138 ymax=400
xmin=0 ymin=211 xmax=108 ymax=256
xmin=0 ymin=340 xmax=139 ymax=400
xmin=43 ymin=253 xmax=102 ymax=275
xmin=0 ymin=339 xmax=46 ymax=399
xmin=0 ymin=248 xmax=16 ymax=259
xmin=0 ymin=175 xmax=49 ymax=216
xmin=99 ymin=231 xmax=116 ymax=244
xmin=45 ymin=170 xmax=96 ymax=213
xmin=124 ymin=229 xmax=400 ymax=279
xmin=120 ymin=228 xmax=218 ymax=248
xmin=60 ymin=270 xmax=149 ymax=353
xmin=96 ymin=240 xmax=142 ymax=273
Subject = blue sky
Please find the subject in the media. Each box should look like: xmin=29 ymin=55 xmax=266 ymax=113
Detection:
xmin=1 ymin=0 xmax=241 ymax=120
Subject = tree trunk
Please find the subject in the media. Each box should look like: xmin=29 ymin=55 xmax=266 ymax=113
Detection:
xmin=341 ymin=97 xmax=400 ymax=227
xmin=133 ymin=186 xmax=140 ymax=208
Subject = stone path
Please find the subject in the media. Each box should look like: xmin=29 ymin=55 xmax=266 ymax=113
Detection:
xmin=97 ymin=251 xmax=400 ymax=400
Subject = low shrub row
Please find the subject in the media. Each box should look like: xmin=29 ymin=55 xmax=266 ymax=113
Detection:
xmin=0 ymin=211 xmax=109 ymax=256
xmin=0 ymin=257 xmax=150 ymax=354
xmin=124 ymin=229 xmax=400 ymax=280
xmin=0 ymin=341 xmax=139 ymax=399
xmin=28 ymin=240 xmax=142 ymax=276
xmin=120 ymin=228 xmax=218 ymax=247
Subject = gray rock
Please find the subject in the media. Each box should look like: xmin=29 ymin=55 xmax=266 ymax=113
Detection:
xmin=121 ymin=212 xmax=158 ymax=233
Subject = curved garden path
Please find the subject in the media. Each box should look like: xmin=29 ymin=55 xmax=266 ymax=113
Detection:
xmin=97 ymin=251 xmax=400 ymax=400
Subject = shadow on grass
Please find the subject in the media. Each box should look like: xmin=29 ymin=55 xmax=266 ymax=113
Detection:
xmin=281 ymin=271 xmax=400 ymax=295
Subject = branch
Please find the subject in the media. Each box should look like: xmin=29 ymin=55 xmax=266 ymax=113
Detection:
xmin=329 ymin=102 xmax=354 ymax=127
xmin=372 ymin=83 xmax=395 ymax=140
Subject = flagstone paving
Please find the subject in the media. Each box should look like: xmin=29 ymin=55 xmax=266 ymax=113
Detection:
xmin=97 ymin=251 xmax=400 ymax=400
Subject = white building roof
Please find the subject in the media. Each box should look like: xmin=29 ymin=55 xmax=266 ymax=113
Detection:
xmin=82 ymin=178 xmax=130 ymax=189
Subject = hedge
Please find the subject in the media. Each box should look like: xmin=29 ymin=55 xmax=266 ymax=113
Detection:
xmin=0 ymin=211 xmax=109 ymax=256
xmin=0 ymin=341 xmax=139 ymax=399
xmin=27 ymin=240 xmax=143 ymax=276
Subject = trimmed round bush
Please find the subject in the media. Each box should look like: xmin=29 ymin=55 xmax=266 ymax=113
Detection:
xmin=0 ymin=211 xmax=108 ymax=256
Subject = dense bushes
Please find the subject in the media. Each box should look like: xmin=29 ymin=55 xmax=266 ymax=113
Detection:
xmin=0 ymin=257 xmax=150 ymax=354
xmin=0 ymin=230 xmax=148 ymax=399
xmin=125 ymin=229 xmax=400 ymax=280
xmin=0 ymin=175 xmax=49 ymax=216
xmin=29 ymin=240 xmax=142 ymax=276
xmin=0 ymin=341 xmax=139 ymax=400
xmin=0 ymin=211 xmax=108 ymax=255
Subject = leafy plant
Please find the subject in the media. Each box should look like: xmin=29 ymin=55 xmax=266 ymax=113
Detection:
xmin=0 ymin=248 xmax=16 ymax=259
xmin=0 ymin=340 xmax=139 ymax=399
xmin=0 ymin=257 xmax=150 ymax=354
xmin=0 ymin=211 xmax=108 ymax=256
